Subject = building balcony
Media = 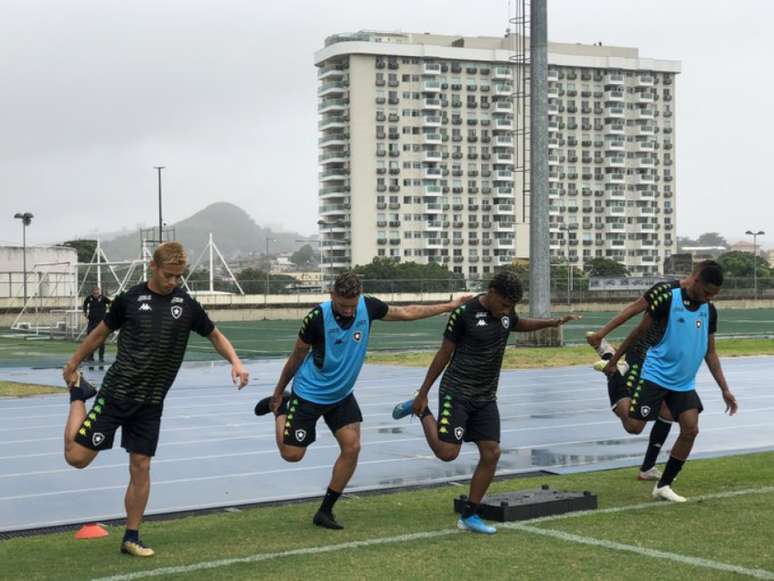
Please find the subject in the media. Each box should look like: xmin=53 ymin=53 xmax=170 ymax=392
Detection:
xmin=423 ymin=115 xmax=442 ymax=127
xmin=423 ymin=80 xmax=442 ymax=92
xmin=319 ymin=168 xmax=349 ymax=182
xmin=493 ymin=101 xmax=512 ymax=114
xmin=423 ymin=150 xmax=442 ymax=162
xmin=422 ymin=98 xmax=443 ymax=110
xmin=318 ymin=99 xmax=349 ymax=113
xmin=423 ymin=203 xmax=444 ymax=214
xmin=604 ymin=73 xmax=625 ymax=85
xmin=423 ymin=62 xmax=442 ymax=75
xmin=318 ymin=81 xmax=349 ymax=97
xmin=423 ymin=132 xmax=442 ymax=144
xmin=424 ymin=185 xmax=443 ymax=196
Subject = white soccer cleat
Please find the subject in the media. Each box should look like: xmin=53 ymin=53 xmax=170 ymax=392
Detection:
xmin=587 ymin=332 xmax=615 ymax=359
xmin=638 ymin=467 xmax=662 ymax=481
xmin=652 ymin=484 xmax=686 ymax=503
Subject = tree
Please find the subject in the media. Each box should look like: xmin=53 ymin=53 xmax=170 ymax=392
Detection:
xmin=716 ymin=251 xmax=770 ymax=279
xmin=62 ymin=239 xmax=97 ymax=263
xmin=236 ymin=267 xmax=296 ymax=294
xmin=696 ymin=232 xmax=729 ymax=248
xmin=584 ymin=258 xmax=628 ymax=277
xmin=290 ymin=244 xmax=316 ymax=267
xmin=353 ymin=258 xmax=465 ymax=293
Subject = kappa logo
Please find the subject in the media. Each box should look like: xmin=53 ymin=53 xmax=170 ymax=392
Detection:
xmin=476 ymin=319 xmax=487 ymax=327
xmin=640 ymin=405 xmax=651 ymax=418
xmin=454 ymin=426 xmax=465 ymax=440
xmin=696 ymin=320 xmax=702 ymax=329
xmin=92 ymin=432 xmax=106 ymax=447
xmin=295 ymin=429 xmax=307 ymax=442
xmin=501 ymin=316 xmax=511 ymax=330
xmin=171 ymin=305 xmax=183 ymax=319
xmin=139 ymin=303 xmax=152 ymax=312
xmin=353 ymin=331 xmax=363 ymax=342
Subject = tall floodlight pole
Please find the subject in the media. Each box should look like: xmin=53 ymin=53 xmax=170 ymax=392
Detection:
xmin=13 ymin=212 xmax=33 ymax=304
xmin=745 ymin=229 xmax=765 ymax=300
xmin=528 ymin=0 xmax=550 ymax=318
xmin=265 ymin=237 xmax=276 ymax=308
xmin=154 ymin=166 xmax=165 ymax=243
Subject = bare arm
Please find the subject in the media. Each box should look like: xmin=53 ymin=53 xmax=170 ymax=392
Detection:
xmin=412 ymin=339 xmax=456 ymax=415
xmin=207 ymin=328 xmax=249 ymax=389
xmin=515 ymin=314 xmax=580 ymax=332
xmin=586 ymin=297 xmax=648 ymax=348
xmin=704 ymin=334 xmax=738 ymax=415
xmin=63 ymin=322 xmax=112 ymax=385
xmin=604 ymin=312 xmax=654 ymax=375
xmin=382 ymin=294 xmax=472 ymax=322
xmin=270 ymin=338 xmax=311 ymax=410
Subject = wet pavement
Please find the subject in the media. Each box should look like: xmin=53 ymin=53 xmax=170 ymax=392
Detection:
xmin=1 ymin=356 xmax=772 ymax=532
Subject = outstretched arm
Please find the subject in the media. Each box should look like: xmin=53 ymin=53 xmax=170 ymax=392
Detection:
xmin=515 ymin=314 xmax=580 ymax=332
xmin=207 ymin=328 xmax=249 ymax=389
xmin=705 ymin=335 xmax=737 ymax=415
xmin=586 ymin=297 xmax=648 ymax=348
xmin=412 ymin=338 xmax=456 ymax=415
xmin=382 ymin=294 xmax=472 ymax=322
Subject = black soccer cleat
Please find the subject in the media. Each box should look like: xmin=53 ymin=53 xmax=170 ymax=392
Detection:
xmin=313 ymin=510 xmax=343 ymax=530
xmin=254 ymin=392 xmax=289 ymax=417
xmin=69 ymin=371 xmax=98 ymax=402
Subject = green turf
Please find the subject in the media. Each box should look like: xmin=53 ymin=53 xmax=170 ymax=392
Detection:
xmin=0 ymin=380 xmax=62 ymax=397
xmin=2 ymin=452 xmax=773 ymax=580
xmin=1 ymin=307 xmax=772 ymax=368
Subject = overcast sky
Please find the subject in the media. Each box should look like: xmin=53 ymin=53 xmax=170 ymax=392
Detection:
xmin=1 ymin=0 xmax=771 ymax=248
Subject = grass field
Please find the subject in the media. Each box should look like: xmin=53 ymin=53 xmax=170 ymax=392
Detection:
xmin=1 ymin=307 xmax=773 ymax=368
xmin=2 ymin=452 xmax=773 ymax=580
xmin=0 ymin=380 xmax=61 ymax=397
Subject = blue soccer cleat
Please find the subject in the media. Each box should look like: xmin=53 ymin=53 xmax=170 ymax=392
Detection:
xmin=457 ymin=514 xmax=497 ymax=534
xmin=392 ymin=398 xmax=415 ymax=420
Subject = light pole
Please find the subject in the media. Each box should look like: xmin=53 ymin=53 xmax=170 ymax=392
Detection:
xmin=265 ymin=236 xmax=276 ymax=306
xmin=13 ymin=212 xmax=33 ymax=304
xmin=745 ymin=229 xmax=765 ymax=300
xmin=154 ymin=166 xmax=165 ymax=243
xmin=560 ymin=224 xmax=572 ymax=306
xmin=317 ymin=220 xmax=327 ymax=292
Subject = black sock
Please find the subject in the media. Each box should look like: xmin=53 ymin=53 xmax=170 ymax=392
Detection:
xmin=641 ymin=418 xmax=672 ymax=472
xmin=462 ymin=501 xmax=480 ymax=519
xmin=657 ymin=456 xmax=685 ymax=488
xmin=319 ymin=488 xmax=342 ymax=514
xmin=69 ymin=387 xmax=85 ymax=403
xmin=123 ymin=529 xmax=139 ymax=543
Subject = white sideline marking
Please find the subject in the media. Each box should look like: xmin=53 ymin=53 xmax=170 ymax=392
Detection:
xmin=509 ymin=525 xmax=774 ymax=580
xmin=89 ymin=485 xmax=774 ymax=581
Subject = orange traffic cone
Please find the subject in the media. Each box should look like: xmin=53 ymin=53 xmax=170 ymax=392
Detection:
xmin=74 ymin=523 xmax=109 ymax=540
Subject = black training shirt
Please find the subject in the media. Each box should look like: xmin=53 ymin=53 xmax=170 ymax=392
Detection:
xmin=439 ymin=295 xmax=519 ymax=401
xmin=100 ymin=283 xmax=215 ymax=405
xmin=83 ymin=295 xmax=112 ymax=323
xmin=298 ymin=296 xmax=389 ymax=368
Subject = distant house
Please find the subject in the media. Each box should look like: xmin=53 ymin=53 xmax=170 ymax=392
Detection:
xmin=730 ymin=241 xmax=764 ymax=256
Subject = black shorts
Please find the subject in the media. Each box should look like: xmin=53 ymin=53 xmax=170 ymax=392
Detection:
xmin=437 ymin=392 xmax=500 ymax=444
xmin=74 ymin=393 xmax=163 ymax=457
xmin=607 ymin=358 xmax=644 ymax=407
xmin=283 ymin=392 xmax=362 ymax=448
xmin=628 ymin=379 xmax=703 ymax=422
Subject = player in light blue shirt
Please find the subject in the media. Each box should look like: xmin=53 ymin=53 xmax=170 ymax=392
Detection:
xmin=605 ymin=261 xmax=737 ymax=502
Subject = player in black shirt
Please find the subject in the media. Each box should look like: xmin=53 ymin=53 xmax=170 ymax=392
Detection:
xmin=391 ymin=271 xmax=579 ymax=534
xmin=82 ymin=286 xmax=112 ymax=362
xmin=586 ymin=279 xmax=680 ymax=481
xmin=62 ymin=242 xmax=249 ymax=557
xmin=253 ymin=271 xmax=471 ymax=530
